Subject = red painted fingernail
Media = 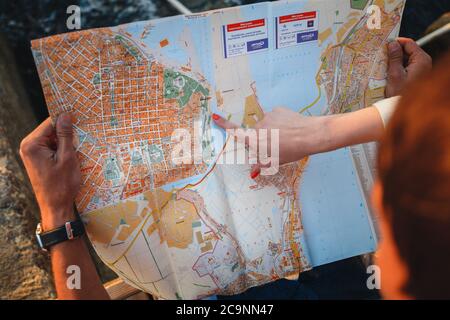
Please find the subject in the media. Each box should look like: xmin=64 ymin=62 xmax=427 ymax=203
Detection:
xmin=212 ymin=113 xmax=221 ymax=121
xmin=250 ymin=169 xmax=260 ymax=179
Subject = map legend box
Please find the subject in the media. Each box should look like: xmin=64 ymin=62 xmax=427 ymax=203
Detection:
xmin=275 ymin=11 xmax=319 ymax=49
xmin=222 ymin=18 xmax=269 ymax=58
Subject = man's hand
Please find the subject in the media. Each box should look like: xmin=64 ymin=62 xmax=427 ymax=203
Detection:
xmin=386 ymin=38 xmax=432 ymax=97
xmin=20 ymin=113 xmax=80 ymax=231
xmin=20 ymin=113 xmax=109 ymax=299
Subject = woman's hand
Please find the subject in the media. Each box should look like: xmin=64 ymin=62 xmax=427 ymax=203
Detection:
xmin=212 ymin=108 xmax=330 ymax=177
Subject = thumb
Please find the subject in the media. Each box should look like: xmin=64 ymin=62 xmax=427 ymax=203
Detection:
xmin=387 ymin=41 xmax=405 ymax=79
xmin=56 ymin=112 xmax=75 ymax=159
xmin=386 ymin=41 xmax=406 ymax=96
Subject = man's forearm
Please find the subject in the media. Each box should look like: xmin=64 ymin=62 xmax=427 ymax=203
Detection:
xmin=50 ymin=236 xmax=110 ymax=299
xmin=44 ymin=208 xmax=110 ymax=300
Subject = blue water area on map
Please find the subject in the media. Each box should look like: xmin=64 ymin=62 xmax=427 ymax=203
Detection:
xmin=299 ymin=148 xmax=377 ymax=267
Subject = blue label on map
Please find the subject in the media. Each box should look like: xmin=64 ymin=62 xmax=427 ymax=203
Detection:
xmin=296 ymin=31 xmax=318 ymax=43
xmin=246 ymin=38 xmax=268 ymax=52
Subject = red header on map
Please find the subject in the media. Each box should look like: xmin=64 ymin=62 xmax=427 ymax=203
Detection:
xmin=279 ymin=11 xmax=317 ymax=24
xmin=227 ymin=19 xmax=265 ymax=32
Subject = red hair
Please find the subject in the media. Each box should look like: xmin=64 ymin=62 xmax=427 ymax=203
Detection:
xmin=378 ymin=52 xmax=450 ymax=299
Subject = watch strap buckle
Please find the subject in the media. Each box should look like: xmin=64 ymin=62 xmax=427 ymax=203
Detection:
xmin=65 ymin=222 xmax=74 ymax=240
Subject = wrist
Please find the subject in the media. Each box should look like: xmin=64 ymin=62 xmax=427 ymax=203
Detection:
xmin=40 ymin=205 xmax=77 ymax=231
xmin=285 ymin=116 xmax=325 ymax=162
xmin=297 ymin=116 xmax=335 ymax=156
xmin=321 ymin=114 xmax=347 ymax=152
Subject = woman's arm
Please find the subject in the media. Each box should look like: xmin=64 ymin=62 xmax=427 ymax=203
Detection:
xmin=213 ymin=105 xmax=386 ymax=169
xmin=323 ymin=106 xmax=386 ymax=151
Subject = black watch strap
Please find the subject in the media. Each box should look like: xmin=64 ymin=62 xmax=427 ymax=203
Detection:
xmin=36 ymin=219 xmax=85 ymax=251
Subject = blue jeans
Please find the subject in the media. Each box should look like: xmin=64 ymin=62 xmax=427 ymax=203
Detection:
xmin=218 ymin=256 xmax=380 ymax=300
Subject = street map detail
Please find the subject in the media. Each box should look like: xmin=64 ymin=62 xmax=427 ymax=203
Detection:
xmin=32 ymin=0 xmax=405 ymax=299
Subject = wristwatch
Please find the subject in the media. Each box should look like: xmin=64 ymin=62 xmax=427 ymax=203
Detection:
xmin=36 ymin=219 xmax=85 ymax=252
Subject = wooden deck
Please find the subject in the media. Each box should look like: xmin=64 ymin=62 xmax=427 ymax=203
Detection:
xmin=104 ymin=278 xmax=151 ymax=300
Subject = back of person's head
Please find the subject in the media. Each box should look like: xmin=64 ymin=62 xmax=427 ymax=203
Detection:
xmin=377 ymin=52 xmax=450 ymax=299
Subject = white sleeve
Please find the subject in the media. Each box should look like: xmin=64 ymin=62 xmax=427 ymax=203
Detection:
xmin=373 ymin=96 xmax=401 ymax=127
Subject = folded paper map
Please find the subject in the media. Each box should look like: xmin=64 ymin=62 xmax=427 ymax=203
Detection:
xmin=32 ymin=0 xmax=405 ymax=299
